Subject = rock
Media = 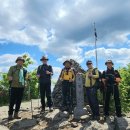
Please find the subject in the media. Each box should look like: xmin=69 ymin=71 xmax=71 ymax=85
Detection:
xmin=80 ymin=115 xmax=90 ymax=121
xmin=105 ymin=116 xmax=115 ymax=130
xmin=59 ymin=111 xmax=69 ymax=118
xmin=71 ymin=122 xmax=78 ymax=128
xmin=115 ymin=117 xmax=130 ymax=130
xmin=83 ymin=121 xmax=109 ymax=130
xmin=59 ymin=120 xmax=70 ymax=129
xmin=0 ymin=125 xmax=9 ymax=130
xmin=10 ymin=119 xmax=37 ymax=130
xmin=45 ymin=109 xmax=60 ymax=122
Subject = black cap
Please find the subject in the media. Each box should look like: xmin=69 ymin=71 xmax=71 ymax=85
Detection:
xmin=86 ymin=60 xmax=92 ymax=65
xmin=40 ymin=56 xmax=49 ymax=61
xmin=105 ymin=60 xmax=114 ymax=65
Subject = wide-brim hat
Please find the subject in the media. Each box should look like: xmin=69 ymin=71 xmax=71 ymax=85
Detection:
xmin=105 ymin=60 xmax=114 ymax=65
xmin=15 ymin=57 xmax=25 ymax=63
xmin=63 ymin=60 xmax=72 ymax=66
xmin=40 ymin=56 xmax=49 ymax=61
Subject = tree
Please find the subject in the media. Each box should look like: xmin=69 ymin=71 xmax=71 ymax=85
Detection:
xmin=119 ymin=64 xmax=130 ymax=112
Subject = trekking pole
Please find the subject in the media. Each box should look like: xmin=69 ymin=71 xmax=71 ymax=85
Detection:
xmin=38 ymin=83 xmax=40 ymax=109
xmin=28 ymin=79 xmax=33 ymax=119
xmin=8 ymin=81 xmax=12 ymax=124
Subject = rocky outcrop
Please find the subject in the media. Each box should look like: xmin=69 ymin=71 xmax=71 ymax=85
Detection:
xmin=0 ymin=100 xmax=130 ymax=130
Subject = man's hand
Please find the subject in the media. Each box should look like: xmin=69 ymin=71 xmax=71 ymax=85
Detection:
xmin=69 ymin=79 xmax=74 ymax=82
xmin=88 ymin=73 xmax=93 ymax=78
xmin=37 ymin=75 xmax=40 ymax=78
xmin=46 ymin=71 xmax=51 ymax=75
xmin=60 ymin=78 xmax=63 ymax=81
xmin=8 ymin=76 xmax=13 ymax=81
xmin=102 ymin=78 xmax=106 ymax=85
xmin=115 ymin=78 xmax=121 ymax=83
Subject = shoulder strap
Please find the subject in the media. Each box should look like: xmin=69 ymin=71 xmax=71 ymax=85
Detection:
xmin=38 ymin=65 xmax=43 ymax=73
xmin=23 ymin=68 xmax=27 ymax=79
xmin=12 ymin=66 xmax=18 ymax=76
xmin=92 ymin=68 xmax=97 ymax=75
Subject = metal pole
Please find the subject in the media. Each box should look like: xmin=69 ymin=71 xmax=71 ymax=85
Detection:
xmin=94 ymin=22 xmax=98 ymax=68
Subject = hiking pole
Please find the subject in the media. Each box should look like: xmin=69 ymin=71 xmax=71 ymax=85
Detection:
xmin=28 ymin=79 xmax=33 ymax=119
xmin=8 ymin=81 xmax=12 ymax=125
xmin=37 ymin=83 xmax=40 ymax=110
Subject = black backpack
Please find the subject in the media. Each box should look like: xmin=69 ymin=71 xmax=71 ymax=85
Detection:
xmin=92 ymin=68 xmax=102 ymax=89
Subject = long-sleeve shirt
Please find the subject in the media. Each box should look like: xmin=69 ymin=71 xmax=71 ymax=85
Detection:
xmin=8 ymin=65 xmax=27 ymax=87
xmin=37 ymin=64 xmax=53 ymax=83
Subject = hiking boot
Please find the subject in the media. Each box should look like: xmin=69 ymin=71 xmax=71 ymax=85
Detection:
xmin=104 ymin=115 xmax=109 ymax=121
xmin=41 ymin=108 xmax=45 ymax=113
xmin=95 ymin=116 xmax=100 ymax=121
xmin=61 ymin=106 xmax=68 ymax=112
xmin=8 ymin=115 xmax=13 ymax=121
xmin=117 ymin=114 xmax=122 ymax=118
xmin=49 ymin=107 xmax=53 ymax=112
xmin=14 ymin=113 xmax=21 ymax=119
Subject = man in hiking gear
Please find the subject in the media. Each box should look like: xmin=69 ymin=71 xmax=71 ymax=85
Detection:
xmin=60 ymin=60 xmax=75 ymax=112
xmin=85 ymin=60 xmax=100 ymax=120
xmin=37 ymin=56 xmax=53 ymax=113
xmin=8 ymin=57 xmax=27 ymax=120
xmin=102 ymin=60 xmax=122 ymax=117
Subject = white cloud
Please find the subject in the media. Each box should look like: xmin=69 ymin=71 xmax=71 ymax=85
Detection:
xmin=0 ymin=0 xmax=130 ymax=65
xmin=53 ymin=67 xmax=61 ymax=74
xmin=85 ymin=47 xmax=130 ymax=66
xmin=0 ymin=53 xmax=37 ymax=73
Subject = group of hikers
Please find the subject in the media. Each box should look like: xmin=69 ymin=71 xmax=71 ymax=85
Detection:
xmin=7 ymin=56 xmax=122 ymax=121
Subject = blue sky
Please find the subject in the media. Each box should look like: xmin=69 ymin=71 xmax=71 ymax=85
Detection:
xmin=0 ymin=0 xmax=130 ymax=81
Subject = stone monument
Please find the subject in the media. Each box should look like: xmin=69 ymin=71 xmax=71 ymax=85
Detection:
xmin=74 ymin=73 xmax=87 ymax=119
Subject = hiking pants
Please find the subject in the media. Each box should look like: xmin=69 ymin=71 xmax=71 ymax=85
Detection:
xmin=104 ymin=85 xmax=122 ymax=117
xmin=8 ymin=87 xmax=24 ymax=115
xmin=86 ymin=86 xmax=99 ymax=116
xmin=62 ymin=80 xmax=73 ymax=107
xmin=39 ymin=82 xmax=53 ymax=110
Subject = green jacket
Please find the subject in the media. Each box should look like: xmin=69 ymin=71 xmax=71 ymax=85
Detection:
xmin=8 ymin=65 xmax=27 ymax=88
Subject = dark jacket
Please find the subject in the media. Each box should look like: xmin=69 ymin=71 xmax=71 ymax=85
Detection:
xmin=37 ymin=64 xmax=53 ymax=83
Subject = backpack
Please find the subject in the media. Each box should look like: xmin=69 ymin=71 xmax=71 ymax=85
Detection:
xmin=92 ymin=68 xmax=102 ymax=89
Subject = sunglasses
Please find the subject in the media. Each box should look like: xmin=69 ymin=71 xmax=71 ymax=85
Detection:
xmin=87 ymin=63 xmax=92 ymax=65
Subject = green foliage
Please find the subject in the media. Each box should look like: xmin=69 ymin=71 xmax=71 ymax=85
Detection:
xmin=0 ymin=73 xmax=10 ymax=105
xmin=0 ymin=54 xmax=37 ymax=106
xmin=119 ymin=64 xmax=130 ymax=112
xmin=23 ymin=69 xmax=39 ymax=101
